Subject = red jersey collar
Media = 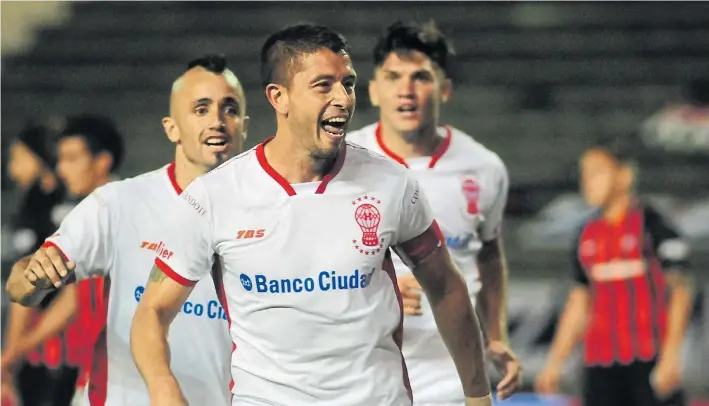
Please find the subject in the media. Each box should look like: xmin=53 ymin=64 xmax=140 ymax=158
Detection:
xmin=256 ymin=136 xmax=347 ymax=196
xmin=166 ymin=162 xmax=182 ymax=195
xmin=375 ymin=122 xmax=452 ymax=169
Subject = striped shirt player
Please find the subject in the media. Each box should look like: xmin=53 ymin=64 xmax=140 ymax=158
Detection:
xmin=573 ymin=202 xmax=689 ymax=366
xmin=348 ymin=123 xmax=508 ymax=404
xmin=152 ymin=140 xmax=439 ymax=406
xmin=42 ymin=163 xmax=232 ymax=406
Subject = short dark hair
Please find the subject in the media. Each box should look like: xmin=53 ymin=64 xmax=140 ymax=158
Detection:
xmin=59 ymin=115 xmax=124 ymax=172
xmin=374 ymin=20 xmax=455 ymax=76
xmin=260 ymin=23 xmax=350 ymax=89
xmin=187 ymin=54 xmax=227 ymax=74
xmin=593 ymin=136 xmax=637 ymax=165
xmin=14 ymin=121 xmax=56 ymax=167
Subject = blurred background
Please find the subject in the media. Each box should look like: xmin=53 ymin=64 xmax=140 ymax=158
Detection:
xmin=1 ymin=2 xmax=708 ymax=405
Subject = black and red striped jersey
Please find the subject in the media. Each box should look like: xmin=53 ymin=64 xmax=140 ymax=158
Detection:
xmin=572 ymin=201 xmax=689 ymax=366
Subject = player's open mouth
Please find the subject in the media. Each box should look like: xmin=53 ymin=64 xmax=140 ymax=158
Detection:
xmin=397 ymin=104 xmax=418 ymax=117
xmin=320 ymin=117 xmax=347 ymax=139
xmin=204 ymin=136 xmax=230 ymax=152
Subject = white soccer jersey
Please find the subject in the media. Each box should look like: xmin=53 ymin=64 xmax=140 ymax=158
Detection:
xmin=43 ymin=163 xmax=232 ymax=406
xmin=348 ymin=123 xmax=509 ymax=405
xmin=154 ymin=140 xmax=437 ymax=406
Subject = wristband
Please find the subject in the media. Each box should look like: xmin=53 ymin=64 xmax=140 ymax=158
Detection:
xmin=465 ymin=394 xmax=493 ymax=406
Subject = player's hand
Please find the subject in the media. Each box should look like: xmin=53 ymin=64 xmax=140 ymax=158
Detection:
xmin=651 ymin=353 xmax=682 ymax=399
xmin=487 ymin=341 xmax=522 ymax=401
xmin=24 ymin=246 xmax=76 ymax=290
xmin=534 ymin=362 xmax=562 ymax=395
xmin=397 ymin=273 xmax=422 ymax=315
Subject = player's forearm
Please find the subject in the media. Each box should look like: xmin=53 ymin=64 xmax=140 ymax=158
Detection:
xmin=4 ymin=303 xmax=37 ymax=354
xmin=130 ymin=306 xmax=183 ymax=398
xmin=545 ymin=287 xmax=589 ymax=367
xmin=660 ymin=272 xmax=693 ymax=359
xmin=423 ymin=271 xmax=491 ymax=398
xmin=477 ymin=238 xmax=509 ymax=344
xmin=20 ymin=286 xmax=78 ymax=355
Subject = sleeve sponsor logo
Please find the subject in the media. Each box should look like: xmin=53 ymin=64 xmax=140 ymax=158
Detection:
xmin=140 ymin=241 xmax=174 ymax=261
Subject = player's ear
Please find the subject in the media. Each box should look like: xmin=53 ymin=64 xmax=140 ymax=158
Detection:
xmin=162 ymin=117 xmax=180 ymax=143
xmin=618 ymin=164 xmax=635 ymax=190
xmin=241 ymin=115 xmax=250 ymax=141
xmin=266 ymin=84 xmax=288 ymax=115
xmin=368 ymin=80 xmax=380 ymax=107
xmin=441 ymin=78 xmax=453 ymax=104
xmin=94 ymin=151 xmax=113 ymax=176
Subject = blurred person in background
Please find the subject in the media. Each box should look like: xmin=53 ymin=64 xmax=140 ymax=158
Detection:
xmin=5 ymin=122 xmax=65 ymax=260
xmin=2 ymin=116 xmax=124 ymax=406
xmin=5 ymin=54 xmax=248 ymax=406
xmin=56 ymin=115 xmax=125 ymax=199
xmin=3 ymin=122 xmax=66 ymax=406
xmin=347 ymin=20 xmax=522 ymax=404
xmin=534 ymin=139 xmax=693 ymax=406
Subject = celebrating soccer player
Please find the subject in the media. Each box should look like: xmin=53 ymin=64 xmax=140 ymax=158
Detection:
xmin=131 ymin=24 xmax=493 ymax=406
xmin=6 ymin=54 xmax=248 ymax=406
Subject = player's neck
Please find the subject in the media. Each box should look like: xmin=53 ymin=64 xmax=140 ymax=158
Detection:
xmin=92 ymin=175 xmax=111 ymax=191
xmin=603 ymin=192 xmax=633 ymax=223
xmin=265 ymin=133 xmax=338 ymax=184
xmin=379 ymin=121 xmax=442 ymax=158
xmin=172 ymin=155 xmax=205 ymax=192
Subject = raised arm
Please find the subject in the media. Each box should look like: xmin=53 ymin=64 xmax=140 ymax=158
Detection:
xmin=5 ymin=188 xmax=115 ymax=306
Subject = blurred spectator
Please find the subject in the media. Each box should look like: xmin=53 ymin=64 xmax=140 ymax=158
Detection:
xmin=56 ymin=115 xmax=124 ymax=198
xmin=535 ymin=138 xmax=693 ymax=406
xmin=640 ymin=78 xmax=709 ymax=155
xmin=2 ymin=115 xmax=122 ymax=406
xmin=6 ymin=122 xmax=65 ymax=260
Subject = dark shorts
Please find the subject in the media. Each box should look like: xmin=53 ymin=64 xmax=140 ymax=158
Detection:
xmin=16 ymin=362 xmax=79 ymax=406
xmin=583 ymin=360 xmax=686 ymax=406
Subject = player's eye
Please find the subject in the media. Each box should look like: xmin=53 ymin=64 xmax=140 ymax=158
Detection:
xmin=315 ymin=82 xmax=332 ymax=93
xmin=224 ymin=106 xmax=238 ymax=117
xmin=413 ymin=72 xmax=434 ymax=83
xmin=343 ymin=80 xmax=356 ymax=93
xmin=195 ymin=106 xmax=209 ymax=116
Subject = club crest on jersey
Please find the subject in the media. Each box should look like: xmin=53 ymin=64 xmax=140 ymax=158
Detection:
xmin=462 ymin=178 xmax=480 ymax=215
xmin=352 ymin=194 xmax=385 ymax=256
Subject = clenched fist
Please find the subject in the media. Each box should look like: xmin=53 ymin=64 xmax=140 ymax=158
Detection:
xmin=397 ymin=273 xmax=422 ymax=316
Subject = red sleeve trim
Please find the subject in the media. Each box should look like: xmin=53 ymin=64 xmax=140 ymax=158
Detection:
xmin=42 ymin=241 xmax=70 ymax=262
xmin=155 ymin=258 xmax=197 ymax=287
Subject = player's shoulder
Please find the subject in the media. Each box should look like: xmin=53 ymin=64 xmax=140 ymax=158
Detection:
xmin=91 ymin=165 xmax=171 ymax=204
xmin=346 ymin=122 xmax=378 ymax=148
xmin=197 ymin=146 xmax=258 ymax=184
xmin=446 ymin=126 xmax=506 ymax=172
xmin=345 ymin=140 xmax=409 ymax=178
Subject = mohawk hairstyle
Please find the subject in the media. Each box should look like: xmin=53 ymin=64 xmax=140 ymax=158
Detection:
xmin=374 ymin=20 xmax=456 ymax=76
xmin=187 ymin=54 xmax=227 ymax=73
xmin=260 ymin=23 xmax=350 ymax=89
